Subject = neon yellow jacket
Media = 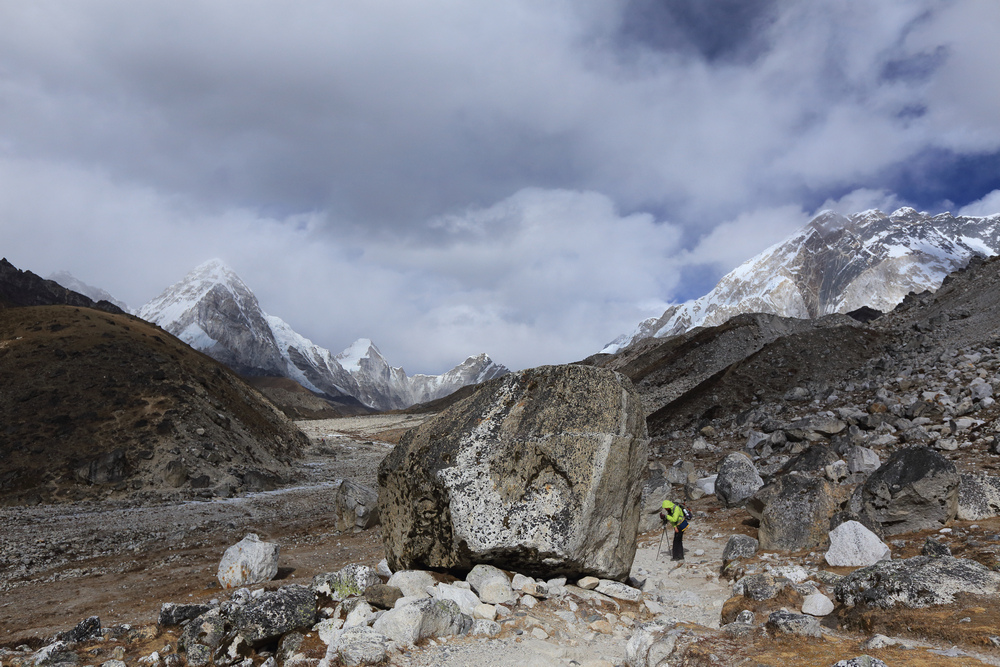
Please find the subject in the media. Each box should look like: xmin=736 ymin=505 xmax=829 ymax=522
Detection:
xmin=661 ymin=500 xmax=685 ymax=528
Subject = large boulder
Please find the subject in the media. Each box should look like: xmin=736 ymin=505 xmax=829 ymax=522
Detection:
xmin=835 ymin=556 xmax=1000 ymax=608
xmin=824 ymin=520 xmax=890 ymax=567
xmin=755 ymin=475 xmax=845 ymax=551
xmin=859 ymin=446 xmax=959 ymax=535
xmin=957 ymin=473 xmax=1000 ymax=521
xmin=377 ymin=364 xmax=649 ymax=580
xmin=715 ymin=453 xmax=763 ymax=508
xmin=217 ymin=533 xmax=280 ymax=589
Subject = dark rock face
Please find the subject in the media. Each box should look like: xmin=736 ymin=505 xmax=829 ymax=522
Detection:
xmin=755 ymin=474 xmax=844 ymax=551
xmin=0 ymin=258 xmax=125 ymax=314
xmin=778 ymin=443 xmax=840 ymax=475
xmin=158 ymin=603 xmax=213 ymax=627
xmin=834 ymin=556 xmax=1000 ymax=608
xmin=859 ymin=446 xmax=959 ymax=535
xmin=377 ymin=364 xmax=649 ymax=581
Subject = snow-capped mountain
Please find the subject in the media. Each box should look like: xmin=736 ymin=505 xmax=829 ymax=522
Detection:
xmin=139 ymin=259 xmax=508 ymax=410
xmin=48 ymin=271 xmax=132 ymax=313
xmin=604 ymin=207 xmax=1000 ymax=353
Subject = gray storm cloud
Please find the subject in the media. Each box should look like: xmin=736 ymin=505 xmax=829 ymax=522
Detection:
xmin=2 ymin=1 xmax=1000 ymax=372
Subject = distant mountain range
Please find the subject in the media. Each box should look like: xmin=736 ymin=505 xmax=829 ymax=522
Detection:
xmin=133 ymin=260 xmax=508 ymax=411
xmin=604 ymin=207 xmax=1000 ymax=353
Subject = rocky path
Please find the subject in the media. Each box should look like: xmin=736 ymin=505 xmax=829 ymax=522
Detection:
xmin=381 ymin=522 xmax=731 ymax=667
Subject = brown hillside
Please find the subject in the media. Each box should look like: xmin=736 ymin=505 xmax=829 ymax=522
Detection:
xmin=0 ymin=305 xmax=307 ymax=505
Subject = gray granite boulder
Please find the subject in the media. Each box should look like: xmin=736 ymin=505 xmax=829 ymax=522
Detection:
xmin=957 ymin=473 xmax=1000 ymax=520
xmin=846 ymin=446 xmax=881 ymax=475
xmin=722 ymin=534 xmax=758 ymax=570
xmin=755 ymin=474 xmax=843 ymax=551
xmin=835 ymin=556 xmax=1000 ymax=608
xmin=330 ymin=480 xmax=380 ymax=533
xmin=766 ymin=610 xmax=821 ymax=637
xmin=230 ymin=585 xmax=317 ymax=645
xmin=715 ymin=452 xmax=763 ymax=508
xmin=859 ymin=446 xmax=959 ymax=535
xmin=378 ymin=364 xmax=649 ymax=580
xmin=336 ymin=626 xmax=388 ymax=666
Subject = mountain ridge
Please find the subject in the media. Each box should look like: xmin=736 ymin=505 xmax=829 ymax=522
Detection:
xmin=138 ymin=259 xmax=509 ymax=411
xmin=604 ymin=207 xmax=1000 ymax=353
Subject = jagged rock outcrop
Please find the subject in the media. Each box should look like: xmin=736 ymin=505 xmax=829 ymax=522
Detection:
xmin=859 ymin=446 xmax=959 ymax=535
xmin=377 ymin=364 xmax=649 ymax=580
xmin=0 ymin=258 xmax=125 ymax=314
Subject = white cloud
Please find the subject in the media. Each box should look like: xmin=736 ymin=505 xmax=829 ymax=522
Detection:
xmin=958 ymin=190 xmax=1000 ymax=218
xmin=4 ymin=2 xmax=1000 ymax=375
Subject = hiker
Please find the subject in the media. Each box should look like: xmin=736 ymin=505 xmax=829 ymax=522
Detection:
xmin=660 ymin=499 xmax=689 ymax=561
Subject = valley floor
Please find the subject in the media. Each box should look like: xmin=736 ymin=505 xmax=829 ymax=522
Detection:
xmin=3 ymin=416 xmax=1000 ymax=666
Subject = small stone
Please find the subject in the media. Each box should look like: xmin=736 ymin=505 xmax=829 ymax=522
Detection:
xmin=577 ymin=576 xmax=599 ymax=590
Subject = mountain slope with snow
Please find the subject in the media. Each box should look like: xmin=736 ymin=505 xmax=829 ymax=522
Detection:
xmin=604 ymin=208 xmax=1000 ymax=353
xmin=48 ymin=271 xmax=132 ymax=313
xmin=139 ymin=260 xmax=508 ymax=410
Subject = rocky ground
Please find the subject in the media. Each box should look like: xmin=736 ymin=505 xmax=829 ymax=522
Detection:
xmin=4 ymin=414 xmax=1000 ymax=666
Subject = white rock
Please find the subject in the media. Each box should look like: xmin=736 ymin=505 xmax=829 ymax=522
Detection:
xmin=696 ymin=475 xmax=717 ymax=495
xmin=314 ymin=618 xmax=345 ymax=645
xmin=595 ymin=580 xmax=641 ymax=602
xmin=343 ymin=602 xmax=376 ymax=629
xmin=510 ymin=573 xmax=534 ymax=591
xmin=336 ymin=626 xmax=388 ymax=667
xmin=801 ymin=593 xmax=834 ymax=617
xmin=825 ymin=520 xmax=891 ymax=567
xmin=466 ymin=564 xmax=515 ymax=604
xmin=521 ymin=594 xmax=538 ymax=608
xmin=577 ymin=576 xmax=599 ymax=590
xmin=763 ymin=565 xmax=810 ymax=583
xmin=386 ymin=570 xmax=435 ymax=598
xmin=471 ymin=619 xmax=501 ymax=637
xmin=431 ymin=582 xmax=481 ymax=616
xmin=473 ymin=603 xmax=496 ymax=621
xmin=376 ymin=559 xmax=392 ymax=579
xmin=217 ymin=534 xmax=279 ymax=589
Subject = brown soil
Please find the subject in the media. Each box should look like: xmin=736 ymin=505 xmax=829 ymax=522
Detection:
xmin=0 ymin=306 xmax=306 ymax=506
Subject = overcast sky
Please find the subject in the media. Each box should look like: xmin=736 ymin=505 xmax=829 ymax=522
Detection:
xmin=3 ymin=1 xmax=1000 ymax=373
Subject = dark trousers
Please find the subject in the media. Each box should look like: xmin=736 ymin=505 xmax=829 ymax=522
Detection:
xmin=672 ymin=519 xmax=687 ymax=560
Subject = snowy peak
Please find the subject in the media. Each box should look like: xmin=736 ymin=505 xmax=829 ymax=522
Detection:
xmin=336 ymin=338 xmax=386 ymax=374
xmin=47 ymin=271 xmax=132 ymax=313
xmin=138 ymin=261 xmax=507 ymax=411
xmin=605 ymin=208 xmax=1000 ymax=353
xmin=138 ymin=260 xmax=286 ymax=377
